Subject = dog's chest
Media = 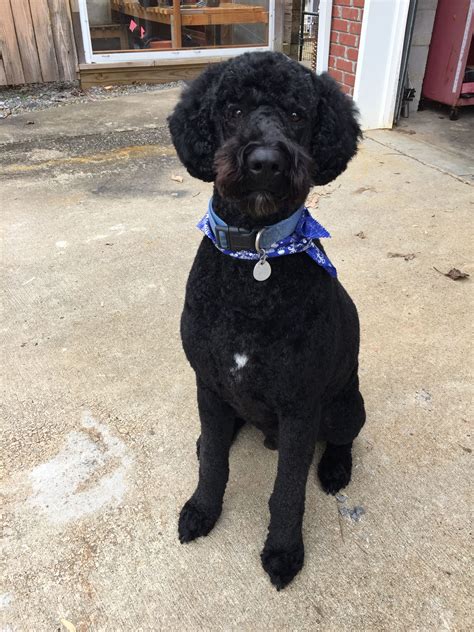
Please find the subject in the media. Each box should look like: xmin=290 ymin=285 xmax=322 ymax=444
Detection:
xmin=180 ymin=240 xmax=335 ymax=418
xmin=182 ymin=303 xmax=300 ymax=426
xmin=182 ymin=304 xmax=283 ymax=390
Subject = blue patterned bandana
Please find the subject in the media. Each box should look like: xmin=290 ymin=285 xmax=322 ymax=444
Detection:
xmin=198 ymin=200 xmax=337 ymax=278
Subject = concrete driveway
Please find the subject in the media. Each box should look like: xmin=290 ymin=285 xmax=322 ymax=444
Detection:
xmin=1 ymin=89 xmax=472 ymax=631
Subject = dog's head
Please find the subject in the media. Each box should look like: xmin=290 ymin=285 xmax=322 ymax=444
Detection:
xmin=168 ymin=52 xmax=361 ymax=218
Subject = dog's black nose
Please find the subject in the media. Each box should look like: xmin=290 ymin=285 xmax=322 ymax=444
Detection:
xmin=247 ymin=147 xmax=285 ymax=180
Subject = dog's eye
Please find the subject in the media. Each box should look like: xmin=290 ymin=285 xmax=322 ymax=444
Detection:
xmin=290 ymin=112 xmax=302 ymax=122
xmin=233 ymin=108 xmax=243 ymax=118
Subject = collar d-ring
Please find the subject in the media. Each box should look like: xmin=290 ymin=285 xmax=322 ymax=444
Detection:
xmin=255 ymin=228 xmax=267 ymax=253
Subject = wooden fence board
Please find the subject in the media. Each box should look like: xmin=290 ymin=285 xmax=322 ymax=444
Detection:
xmin=0 ymin=58 xmax=7 ymax=86
xmin=0 ymin=0 xmax=25 ymax=85
xmin=68 ymin=0 xmax=85 ymax=64
xmin=29 ymin=0 xmax=60 ymax=82
xmin=47 ymin=0 xmax=78 ymax=81
xmin=10 ymin=0 xmax=43 ymax=83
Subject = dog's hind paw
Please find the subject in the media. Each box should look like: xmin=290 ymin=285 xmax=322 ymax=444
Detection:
xmin=178 ymin=499 xmax=219 ymax=543
xmin=260 ymin=541 xmax=304 ymax=590
xmin=318 ymin=444 xmax=352 ymax=495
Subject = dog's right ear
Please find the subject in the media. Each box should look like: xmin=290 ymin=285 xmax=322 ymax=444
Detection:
xmin=168 ymin=62 xmax=225 ymax=182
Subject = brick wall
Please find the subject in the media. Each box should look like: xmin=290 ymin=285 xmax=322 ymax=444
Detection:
xmin=328 ymin=0 xmax=365 ymax=96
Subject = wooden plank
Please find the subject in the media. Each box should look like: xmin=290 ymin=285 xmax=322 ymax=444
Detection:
xmin=10 ymin=0 xmax=43 ymax=83
xmin=29 ymin=0 xmax=60 ymax=81
xmin=47 ymin=0 xmax=78 ymax=81
xmin=68 ymin=0 xmax=85 ymax=64
xmin=80 ymin=61 xmax=215 ymax=88
xmin=183 ymin=12 xmax=268 ymax=26
xmin=111 ymin=0 xmax=267 ymax=25
xmin=0 ymin=58 xmax=7 ymax=86
xmin=79 ymin=56 xmax=228 ymax=71
xmin=0 ymin=0 xmax=25 ymax=85
xmin=171 ymin=0 xmax=182 ymax=48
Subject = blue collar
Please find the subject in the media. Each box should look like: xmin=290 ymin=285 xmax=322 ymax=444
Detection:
xmin=208 ymin=200 xmax=304 ymax=251
xmin=198 ymin=199 xmax=337 ymax=278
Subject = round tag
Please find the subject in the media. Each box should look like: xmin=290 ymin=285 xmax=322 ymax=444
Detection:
xmin=253 ymin=259 xmax=272 ymax=281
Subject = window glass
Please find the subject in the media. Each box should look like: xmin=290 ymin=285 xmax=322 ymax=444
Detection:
xmin=86 ymin=0 xmax=270 ymax=53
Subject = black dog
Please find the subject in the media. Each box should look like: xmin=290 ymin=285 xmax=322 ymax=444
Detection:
xmin=168 ymin=51 xmax=366 ymax=589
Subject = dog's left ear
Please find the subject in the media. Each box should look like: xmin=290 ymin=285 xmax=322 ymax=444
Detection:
xmin=309 ymin=73 xmax=361 ymax=186
xmin=168 ymin=62 xmax=225 ymax=182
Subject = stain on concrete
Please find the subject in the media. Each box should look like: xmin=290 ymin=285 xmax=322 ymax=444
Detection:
xmin=27 ymin=411 xmax=133 ymax=524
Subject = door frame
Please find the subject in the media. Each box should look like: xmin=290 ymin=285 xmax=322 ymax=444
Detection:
xmin=353 ymin=0 xmax=411 ymax=129
xmin=315 ymin=0 xmax=332 ymax=73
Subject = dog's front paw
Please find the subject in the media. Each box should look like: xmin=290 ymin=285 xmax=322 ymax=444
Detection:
xmin=318 ymin=449 xmax=352 ymax=495
xmin=178 ymin=499 xmax=219 ymax=543
xmin=260 ymin=541 xmax=304 ymax=590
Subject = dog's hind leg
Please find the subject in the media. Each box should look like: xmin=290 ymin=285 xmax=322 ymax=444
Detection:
xmin=179 ymin=380 xmax=238 ymax=544
xmin=196 ymin=416 xmax=245 ymax=460
xmin=318 ymin=379 xmax=365 ymax=495
xmin=318 ymin=441 xmax=353 ymax=495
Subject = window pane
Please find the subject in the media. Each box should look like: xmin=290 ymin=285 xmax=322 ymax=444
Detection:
xmin=86 ymin=0 xmax=270 ymax=53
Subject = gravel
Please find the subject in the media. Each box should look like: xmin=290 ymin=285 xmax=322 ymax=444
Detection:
xmin=0 ymin=80 xmax=185 ymax=119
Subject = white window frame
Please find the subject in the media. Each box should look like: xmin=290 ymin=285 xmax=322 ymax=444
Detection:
xmin=353 ymin=0 xmax=411 ymax=130
xmin=78 ymin=0 xmax=276 ymax=64
xmin=316 ymin=0 xmax=332 ymax=74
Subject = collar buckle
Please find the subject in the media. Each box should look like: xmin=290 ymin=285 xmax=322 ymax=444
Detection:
xmin=214 ymin=225 xmax=258 ymax=251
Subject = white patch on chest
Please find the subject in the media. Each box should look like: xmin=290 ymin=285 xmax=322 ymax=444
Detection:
xmin=230 ymin=353 xmax=248 ymax=379
xmin=234 ymin=353 xmax=248 ymax=369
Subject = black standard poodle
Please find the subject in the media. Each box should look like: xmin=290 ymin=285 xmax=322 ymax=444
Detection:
xmin=168 ymin=51 xmax=366 ymax=590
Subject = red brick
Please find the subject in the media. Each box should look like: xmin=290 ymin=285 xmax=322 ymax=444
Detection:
xmin=339 ymin=32 xmax=358 ymax=47
xmin=353 ymin=0 xmax=365 ymax=7
xmin=328 ymin=55 xmax=336 ymax=69
xmin=341 ymin=7 xmax=360 ymax=20
xmin=332 ymin=18 xmax=349 ymax=32
xmin=347 ymin=47 xmax=359 ymax=61
xmin=330 ymin=31 xmax=340 ymax=43
xmin=340 ymin=84 xmax=352 ymax=95
xmin=349 ymin=21 xmax=362 ymax=35
xmin=344 ymin=72 xmax=356 ymax=87
xmin=328 ymin=68 xmax=344 ymax=83
xmin=336 ymin=58 xmax=354 ymax=73
xmin=333 ymin=0 xmax=352 ymax=6
xmin=332 ymin=5 xmax=342 ymax=17
xmin=330 ymin=43 xmax=346 ymax=57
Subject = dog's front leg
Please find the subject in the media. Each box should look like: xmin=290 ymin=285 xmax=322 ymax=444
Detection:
xmin=178 ymin=379 xmax=236 ymax=543
xmin=261 ymin=411 xmax=318 ymax=589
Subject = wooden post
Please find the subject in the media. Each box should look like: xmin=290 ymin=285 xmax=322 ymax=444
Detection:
xmin=171 ymin=0 xmax=182 ymax=48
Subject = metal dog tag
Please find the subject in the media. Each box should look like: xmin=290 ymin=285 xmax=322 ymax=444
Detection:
xmin=253 ymin=228 xmax=271 ymax=281
xmin=253 ymin=258 xmax=272 ymax=281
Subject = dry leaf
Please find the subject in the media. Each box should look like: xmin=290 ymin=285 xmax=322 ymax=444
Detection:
xmin=171 ymin=174 xmax=184 ymax=183
xmin=354 ymin=186 xmax=376 ymax=194
xmin=434 ymin=267 xmax=470 ymax=280
xmin=355 ymin=231 xmax=366 ymax=239
xmin=60 ymin=620 xmax=76 ymax=632
xmin=306 ymin=191 xmax=319 ymax=208
xmin=103 ymin=85 xmax=113 ymax=90
xmin=388 ymin=252 xmax=415 ymax=261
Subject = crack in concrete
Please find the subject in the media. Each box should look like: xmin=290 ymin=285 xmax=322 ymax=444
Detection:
xmin=366 ymin=135 xmax=472 ymax=186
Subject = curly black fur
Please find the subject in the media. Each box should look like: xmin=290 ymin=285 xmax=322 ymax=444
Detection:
xmin=168 ymin=52 xmax=366 ymax=590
